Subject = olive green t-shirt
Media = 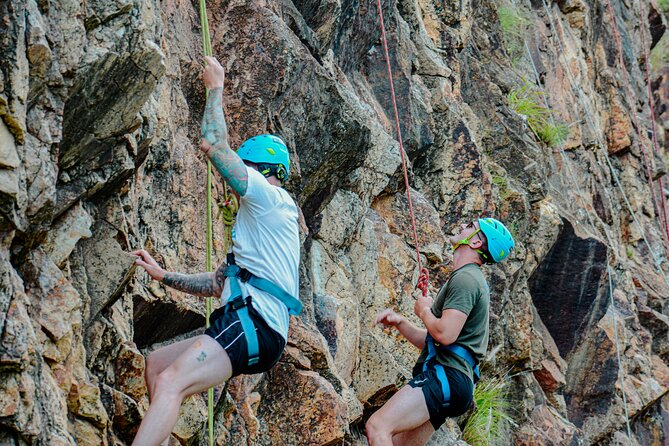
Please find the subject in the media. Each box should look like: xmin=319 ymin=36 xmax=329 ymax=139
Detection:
xmin=416 ymin=263 xmax=490 ymax=382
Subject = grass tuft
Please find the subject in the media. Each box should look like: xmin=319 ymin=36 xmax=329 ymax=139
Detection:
xmin=498 ymin=5 xmax=529 ymax=60
xmin=650 ymin=33 xmax=669 ymax=74
xmin=462 ymin=375 xmax=514 ymax=446
xmin=659 ymin=0 xmax=669 ymax=13
xmin=536 ymin=122 xmax=570 ymax=147
xmin=507 ymin=83 xmax=570 ymax=147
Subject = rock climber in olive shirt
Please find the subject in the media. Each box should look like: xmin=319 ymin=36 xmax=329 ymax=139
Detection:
xmin=367 ymin=218 xmax=515 ymax=445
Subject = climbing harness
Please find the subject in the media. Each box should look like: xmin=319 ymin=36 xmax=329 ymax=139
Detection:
xmin=423 ymin=334 xmax=480 ymax=404
xmin=374 ymin=0 xmax=429 ymax=296
xmin=223 ymin=254 xmax=302 ymax=366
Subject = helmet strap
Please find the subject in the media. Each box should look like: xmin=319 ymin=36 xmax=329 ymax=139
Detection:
xmin=475 ymin=248 xmax=492 ymax=263
xmin=453 ymin=228 xmax=481 ymax=250
xmin=454 ymin=228 xmax=492 ymax=262
xmin=257 ymin=163 xmax=287 ymax=183
xmin=453 ymin=228 xmax=494 ymax=263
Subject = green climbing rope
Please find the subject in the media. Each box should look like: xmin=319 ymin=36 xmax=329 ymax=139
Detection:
xmin=198 ymin=2 xmax=214 ymax=444
xmin=198 ymin=1 xmax=239 ymax=441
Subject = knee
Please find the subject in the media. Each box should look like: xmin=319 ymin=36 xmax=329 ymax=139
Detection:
xmin=153 ymin=367 xmax=180 ymax=398
xmin=366 ymin=414 xmax=390 ymax=445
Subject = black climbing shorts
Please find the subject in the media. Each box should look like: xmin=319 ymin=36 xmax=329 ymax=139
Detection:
xmin=204 ymin=301 xmax=286 ymax=377
xmin=409 ymin=363 xmax=474 ymax=430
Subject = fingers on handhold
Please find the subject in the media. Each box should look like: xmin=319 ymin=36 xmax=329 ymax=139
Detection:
xmin=204 ymin=56 xmax=221 ymax=68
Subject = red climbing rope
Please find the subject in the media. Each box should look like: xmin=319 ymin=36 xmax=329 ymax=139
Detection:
xmin=605 ymin=0 xmax=669 ymax=254
xmin=638 ymin=0 xmax=669 ymax=255
xmin=374 ymin=0 xmax=428 ymax=296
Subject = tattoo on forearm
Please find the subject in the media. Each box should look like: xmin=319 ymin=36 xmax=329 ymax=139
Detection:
xmin=200 ymin=87 xmax=248 ymax=195
xmin=201 ymin=87 xmax=229 ymax=149
xmin=209 ymin=148 xmax=249 ymax=196
xmin=162 ymin=272 xmax=216 ymax=297
xmin=197 ymin=351 xmax=207 ymax=362
xmin=213 ymin=263 xmax=227 ymax=297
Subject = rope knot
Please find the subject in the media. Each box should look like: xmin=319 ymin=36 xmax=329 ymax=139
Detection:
xmin=417 ymin=268 xmax=429 ymax=297
xmin=216 ymin=194 xmax=238 ymax=228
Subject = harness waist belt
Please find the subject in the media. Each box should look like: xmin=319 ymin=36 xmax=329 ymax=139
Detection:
xmin=225 ymin=265 xmax=302 ymax=315
xmin=444 ymin=344 xmax=480 ymax=381
xmin=222 ymin=254 xmax=301 ymax=367
xmin=423 ymin=335 xmax=480 ymax=404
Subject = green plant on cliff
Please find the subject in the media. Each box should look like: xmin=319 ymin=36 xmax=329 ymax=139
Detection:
xmin=498 ymin=5 xmax=529 ymax=61
xmin=491 ymin=175 xmax=508 ymax=190
xmin=507 ymin=83 xmax=569 ymax=147
xmin=462 ymin=375 xmax=514 ymax=445
xmin=659 ymin=0 xmax=669 ymax=13
xmin=650 ymin=33 xmax=669 ymax=74
xmin=536 ymin=122 xmax=570 ymax=147
xmin=507 ymin=84 xmax=549 ymax=126
xmin=508 ymin=220 xmax=520 ymax=239
xmin=492 ymin=175 xmax=513 ymax=201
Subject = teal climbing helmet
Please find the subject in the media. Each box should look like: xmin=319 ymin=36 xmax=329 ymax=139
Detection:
xmin=477 ymin=218 xmax=515 ymax=263
xmin=237 ymin=134 xmax=290 ymax=182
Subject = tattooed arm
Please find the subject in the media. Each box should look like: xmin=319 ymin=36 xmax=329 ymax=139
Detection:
xmin=201 ymin=56 xmax=249 ymax=196
xmin=202 ymin=138 xmax=249 ymax=197
xmin=132 ymin=249 xmax=227 ymax=298
xmin=162 ymin=262 xmax=227 ymax=298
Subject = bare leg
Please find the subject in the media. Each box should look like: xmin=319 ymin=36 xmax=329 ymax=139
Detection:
xmin=145 ymin=337 xmax=199 ymax=401
xmin=132 ymin=335 xmax=233 ymax=446
xmin=392 ymin=421 xmax=435 ymax=446
xmin=365 ymin=385 xmax=432 ymax=446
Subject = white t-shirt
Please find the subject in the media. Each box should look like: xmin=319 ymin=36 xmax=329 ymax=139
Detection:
xmin=220 ymin=167 xmax=300 ymax=340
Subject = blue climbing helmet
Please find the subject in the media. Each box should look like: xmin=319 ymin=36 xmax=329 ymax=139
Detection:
xmin=237 ymin=134 xmax=290 ymax=182
xmin=477 ymin=218 xmax=515 ymax=263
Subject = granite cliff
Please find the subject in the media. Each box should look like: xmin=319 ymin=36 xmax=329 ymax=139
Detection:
xmin=1 ymin=0 xmax=669 ymax=444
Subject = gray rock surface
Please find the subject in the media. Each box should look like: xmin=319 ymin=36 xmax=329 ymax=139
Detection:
xmin=1 ymin=0 xmax=669 ymax=444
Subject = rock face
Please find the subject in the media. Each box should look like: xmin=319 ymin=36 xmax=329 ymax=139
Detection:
xmin=1 ymin=0 xmax=669 ymax=445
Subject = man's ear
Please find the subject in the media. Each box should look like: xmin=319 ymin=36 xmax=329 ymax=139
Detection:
xmin=470 ymin=238 xmax=484 ymax=249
